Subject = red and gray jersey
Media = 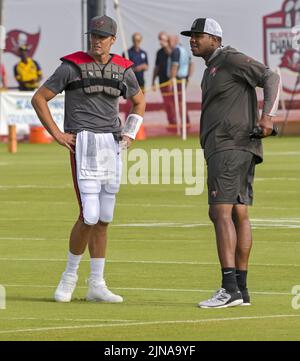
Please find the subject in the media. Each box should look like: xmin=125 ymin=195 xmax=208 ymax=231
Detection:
xmin=43 ymin=52 xmax=140 ymax=136
xmin=200 ymin=46 xmax=280 ymax=163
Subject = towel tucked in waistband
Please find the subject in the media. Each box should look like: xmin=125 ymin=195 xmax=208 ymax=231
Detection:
xmin=76 ymin=130 xmax=119 ymax=181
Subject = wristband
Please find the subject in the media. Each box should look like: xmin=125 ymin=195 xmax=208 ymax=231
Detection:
xmin=122 ymin=113 xmax=143 ymax=139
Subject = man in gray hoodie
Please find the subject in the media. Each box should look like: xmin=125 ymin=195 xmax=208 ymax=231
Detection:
xmin=181 ymin=18 xmax=280 ymax=308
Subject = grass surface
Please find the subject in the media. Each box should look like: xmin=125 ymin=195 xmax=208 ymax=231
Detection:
xmin=0 ymin=136 xmax=299 ymax=340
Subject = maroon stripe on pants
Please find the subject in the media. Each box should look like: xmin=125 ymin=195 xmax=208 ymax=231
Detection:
xmin=70 ymin=146 xmax=83 ymax=221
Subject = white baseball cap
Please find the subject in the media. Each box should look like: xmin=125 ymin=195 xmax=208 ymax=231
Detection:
xmin=181 ymin=18 xmax=223 ymax=38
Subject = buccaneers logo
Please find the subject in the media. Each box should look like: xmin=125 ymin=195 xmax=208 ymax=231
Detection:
xmin=5 ymin=29 xmax=41 ymax=58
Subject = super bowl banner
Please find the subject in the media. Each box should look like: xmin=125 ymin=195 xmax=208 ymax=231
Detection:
xmin=264 ymin=0 xmax=300 ymax=94
xmin=0 ymin=91 xmax=64 ymax=135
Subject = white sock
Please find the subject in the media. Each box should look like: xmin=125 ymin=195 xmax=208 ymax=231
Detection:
xmin=90 ymin=258 xmax=105 ymax=282
xmin=65 ymin=251 xmax=82 ymax=275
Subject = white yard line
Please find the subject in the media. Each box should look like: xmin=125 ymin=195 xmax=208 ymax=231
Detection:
xmin=1 ymin=201 xmax=299 ymax=211
xmin=114 ymin=222 xmax=186 ymax=227
xmin=114 ymin=287 xmax=291 ymax=296
xmin=2 ymin=201 xmax=201 ymax=208
xmin=2 ymin=284 xmax=292 ymax=296
xmin=264 ymin=151 xmax=300 ymax=156
xmin=1 ymin=237 xmax=300 ymax=244
xmin=0 ymin=237 xmax=49 ymax=241
xmin=4 ymin=220 xmax=300 ymax=229
xmin=0 ymin=314 xmax=299 ymax=335
xmin=2 ymin=201 xmax=73 ymax=205
xmin=251 ymin=218 xmax=300 ymax=222
xmin=255 ymin=177 xmax=300 ymax=181
xmin=1 ymin=219 xmax=300 ymax=229
xmin=0 ymin=218 xmax=73 ymax=222
xmin=256 ymin=190 xmax=298 ymax=194
xmin=0 ymin=317 xmax=137 ymax=323
xmin=0 ymin=257 xmax=299 ymax=268
xmin=0 ymin=185 xmax=72 ymax=190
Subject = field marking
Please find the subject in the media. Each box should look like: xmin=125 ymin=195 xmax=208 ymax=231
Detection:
xmin=2 ymin=201 xmax=74 ymax=205
xmin=113 ymin=287 xmax=291 ymax=296
xmin=120 ymin=203 xmax=203 ymax=208
xmin=1 ymin=236 xmax=300 ymax=244
xmin=251 ymin=218 xmax=300 ymax=222
xmin=1 ymin=200 xmax=299 ymax=211
xmin=113 ymin=222 xmax=211 ymax=228
xmin=0 ymin=257 xmax=299 ymax=268
xmin=1 ymin=201 xmax=201 ymax=208
xmin=0 ymin=183 xmax=299 ymax=193
xmin=0 ymin=314 xmax=299 ymax=335
xmin=255 ymin=177 xmax=300 ymax=181
xmin=0 ymin=317 xmax=137 ymax=323
xmin=256 ymin=190 xmax=299 ymax=194
xmin=0 ymin=218 xmax=73 ymax=222
xmin=2 ymin=284 xmax=292 ymax=296
xmin=0 ymin=237 xmax=49 ymax=241
xmin=264 ymin=151 xmax=300 ymax=156
xmin=0 ymin=185 xmax=72 ymax=190
xmin=109 ymin=260 xmax=300 ymax=268
xmin=0 ymin=200 xmax=203 ymax=208
xmin=1 ymin=219 xmax=300 ymax=229
xmin=255 ymin=206 xmax=300 ymax=210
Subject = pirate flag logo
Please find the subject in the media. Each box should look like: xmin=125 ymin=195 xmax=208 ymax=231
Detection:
xmin=5 ymin=29 xmax=40 ymax=58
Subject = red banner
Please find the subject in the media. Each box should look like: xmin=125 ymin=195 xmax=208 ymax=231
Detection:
xmin=5 ymin=29 xmax=40 ymax=57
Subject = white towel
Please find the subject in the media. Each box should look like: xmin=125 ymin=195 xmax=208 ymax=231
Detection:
xmin=76 ymin=131 xmax=119 ymax=181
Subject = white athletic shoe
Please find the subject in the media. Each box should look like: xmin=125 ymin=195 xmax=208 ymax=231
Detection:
xmin=54 ymin=272 xmax=78 ymax=303
xmin=86 ymin=278 xmax=123 ymax=303
xmin=198 ymin=288 xmax=243 ymax=309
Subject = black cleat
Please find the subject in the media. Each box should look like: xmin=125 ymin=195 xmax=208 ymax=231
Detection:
xmin=240 ymin=288 xmax=251 ymax=306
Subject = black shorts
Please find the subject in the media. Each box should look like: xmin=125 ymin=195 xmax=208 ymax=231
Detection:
xmin=207 ymin=150 xmax=256 ymax=205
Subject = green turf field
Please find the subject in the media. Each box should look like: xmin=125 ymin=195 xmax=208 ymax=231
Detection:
xmin=0 ymin=136 xmax=299 ymax=341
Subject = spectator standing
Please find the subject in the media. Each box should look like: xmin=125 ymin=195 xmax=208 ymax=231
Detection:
xmin=126 ymin=32 xmax=148 ymax=91
xmin=14 ymin=45 xmax=42 ymax=91
xmin=123 ymin=32 xmax=148 ymax=119
xmin=168 ymin=35 xmax=193 ymax=127
xmin=152 ymin=31 xmax=176 ymax=127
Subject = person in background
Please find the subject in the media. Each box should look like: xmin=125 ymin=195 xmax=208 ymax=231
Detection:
xmin=152 ymin=31 xmax=176 ymax=128
xmin=14 ymin=45 xmax=42 ymax=91
xmin=126 ymin=32 xmax=148 ymax=92
xmin=168 ymin=35 xmax=193 ymax=128
xmin=123 ymin=32 xmax=148 ymax=119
